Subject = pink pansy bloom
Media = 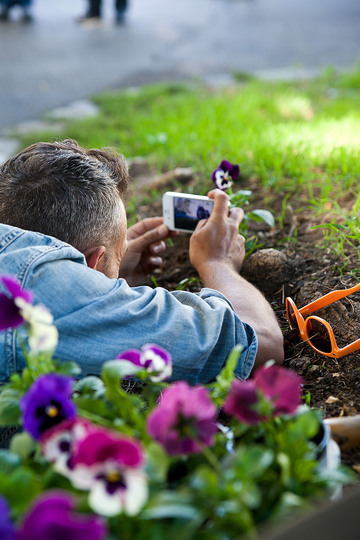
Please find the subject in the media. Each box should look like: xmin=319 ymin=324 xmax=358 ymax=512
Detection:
xmin=147 ymin=381 xmax=217 ymax=455
xmin=116 ymin=343 xmax=172 ymax=382
xmin=254 ymin=364 xmax=302 ymax=416
xmin=223 ymin=379 xmax=261 ymax=425
xmin=69 ymin=429 xmax=147 ymax=517
xmin=0 ymin=275 xmax=33 ymax=331
xmin=41 ymin=418 xmax=95 ymax=478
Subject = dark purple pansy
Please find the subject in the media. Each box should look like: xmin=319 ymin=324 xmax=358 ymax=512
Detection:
xmin=223 ymin=379 xmax=261 ymax=425
xmin=116 ymin=343 xmax=172 ymax=381
xmin=147 ymin=381 xmax=217 ymax=455
xmin=0 ymin=276 xmax=33 ymax=331
xmin=15 ymin=491 xmax=107 ymax=540
xmin=0 ymin=496 xmax=14 ymax=540
xmin=20 ymin=374 xmax=76 ymax=440
xmin=212 ymin=160 xmax=240 ymax=191
xmin=254 ymin=364 xmax=302 ymax=416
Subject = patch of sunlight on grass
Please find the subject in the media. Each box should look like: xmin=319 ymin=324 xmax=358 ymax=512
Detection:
xmin=276 ymin=93 xmax=314 ymax=120
xmin=273 ymin=115 xmax=360 ymax=156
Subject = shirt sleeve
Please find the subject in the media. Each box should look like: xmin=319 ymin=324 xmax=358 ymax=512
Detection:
xmin=23 ymin=249 xmax=258 ymax=385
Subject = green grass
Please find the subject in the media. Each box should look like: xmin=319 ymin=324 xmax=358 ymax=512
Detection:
xmin=18 ymin=62 xmax=360 ymax=255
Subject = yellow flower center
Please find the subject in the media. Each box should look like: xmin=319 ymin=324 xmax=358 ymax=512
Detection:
xmin=46 ymin=405 xmax=58 ymax=418
xmin=106 ymin=470 xmax=121 ymax=483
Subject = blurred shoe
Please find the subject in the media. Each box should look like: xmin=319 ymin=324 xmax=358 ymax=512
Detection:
xmin=22 ymin=8 xmax=33 ymax=22
xmin=115 ymin=10 xmax=126 ymax=24
xmin=0 ymin=8 xmax=9 ymax=20
xmin=76 ymin=11 xmax=101 ymax=23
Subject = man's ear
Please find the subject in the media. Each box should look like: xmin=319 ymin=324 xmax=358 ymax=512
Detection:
xmin=84 ymin=246 xmax=106 ymax=271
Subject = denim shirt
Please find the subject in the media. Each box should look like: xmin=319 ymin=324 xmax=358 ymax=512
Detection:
xmin=0 ymin=224 xmax=257 ymax=385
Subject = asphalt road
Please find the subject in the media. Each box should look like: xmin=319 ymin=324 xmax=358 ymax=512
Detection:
xmin=0 ymin=0 xmax=360 ymax=130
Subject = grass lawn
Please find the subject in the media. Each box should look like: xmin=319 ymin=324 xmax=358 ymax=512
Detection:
xmin=19 ymin=62 xmax=360 ymax=257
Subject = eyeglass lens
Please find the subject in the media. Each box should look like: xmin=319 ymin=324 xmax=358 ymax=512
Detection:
xmin=306 ymin=319 xmax=332 ymax=353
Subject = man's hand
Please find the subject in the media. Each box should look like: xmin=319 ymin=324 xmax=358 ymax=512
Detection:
xmin=119 ymin=217 xmax=177 ymax=286
xmin=190 ymin=189 xmax=246 ymax=275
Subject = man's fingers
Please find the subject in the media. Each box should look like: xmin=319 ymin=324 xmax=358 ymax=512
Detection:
xmin=207 ymin=189 xmax=244 ymax=228
xmin=207 ymin=189 xmax=230 ymax=219
xmin=149 ymin=241 xmax=166 ymax=255
xmin=228 ymin=207 xmax=244 ymax=228
xmin=128 ymin=224 xmax=170 ymax=252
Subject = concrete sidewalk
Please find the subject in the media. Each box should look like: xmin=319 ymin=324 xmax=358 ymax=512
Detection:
xmin=1 ymin=0 xmax=360 ymax=162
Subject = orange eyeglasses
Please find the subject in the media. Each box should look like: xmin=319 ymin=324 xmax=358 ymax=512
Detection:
xmin=286 ymin=282 xmax=360 ymax=358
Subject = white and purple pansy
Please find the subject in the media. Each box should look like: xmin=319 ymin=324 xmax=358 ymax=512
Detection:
xmin=212 ymin=160 xmax=240 ymax=191
xmin=40 ymin=418 xmax=95 ymax=478
xmin=69 ymin=428 xmax=148 ymax=517
xmin=116 ymin=343 xmax=172 ymax=382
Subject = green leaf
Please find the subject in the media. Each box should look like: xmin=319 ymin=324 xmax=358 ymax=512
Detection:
xmin=55 ymin=361 xmax=82 ymax=377
xmin=102 ymin=359 xmax=142 ymax=387
xmin=0 ymin=467 xmax=41 ymax=515
xmin=0 ymin=389 xmax=22 ymax=425
xmin=145 ymin=442 xmax=169 ymax=482
xmin=248 ymin=209 xmax=275 ymax=227
xmin=10 ymin=432 xmax=36 ymax=459
xmin=212 ymin=345 xmax=243 ymax=402
xmin=143 ymin=491 xmax=201 ymax=521
xmin=0 ymin=450 xmax=21 ymax=473
xmin=73 ymin=375 xmax=105 ymax=397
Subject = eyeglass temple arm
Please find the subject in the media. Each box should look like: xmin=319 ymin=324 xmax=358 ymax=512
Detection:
xmin=299 ymin=282 xmax=360 ymax=317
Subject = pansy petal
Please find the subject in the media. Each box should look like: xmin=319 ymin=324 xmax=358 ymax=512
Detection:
xmin=1 ymin=275 xmax=33 ymax=303
xmin=0 ymin=293 xmax=24 ymax=330
xmin=116 ymin=349 xmax=142 ymax=366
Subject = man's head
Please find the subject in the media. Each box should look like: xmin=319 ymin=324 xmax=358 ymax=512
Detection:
xmin=0 ymin=139 xmax=129 ymax=277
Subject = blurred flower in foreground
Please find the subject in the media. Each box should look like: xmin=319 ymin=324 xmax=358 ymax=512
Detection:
xmin=0 ymin=496 xmax=14 ymax=540
xmin=41 ymin=418 xmax=94 ymax=478
xmin=116 ymin=343 xmax=172 ymax=382
xmin=212 ymin=160 xmax=240 ymax=191
xmin=0 ymin=275 xmax=33 ymax=331
xmin=223 ymin=379 xmax=261 ymax=425
xmin=147 ymin=381 xmax=217 ymax=455
xmin=15 ymin=299 xmax=58 ymax=354
xmin=223 ymin=364 xmax=303 ymax=425
xmin=70 ymin=429 xmax=147 ymax=517
xmin=20 ymin=374 xmax=76 ymax=440
xmin=254 ymin=364 xmax=302 ymax=416
xmin=15 ymin=491 xmax=107 ymax=540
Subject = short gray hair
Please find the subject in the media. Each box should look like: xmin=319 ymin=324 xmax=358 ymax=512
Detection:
xmin=0 ymin=139 xmax=129 ymax=252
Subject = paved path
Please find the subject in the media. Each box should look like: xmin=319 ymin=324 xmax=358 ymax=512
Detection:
xmin=0 ymin=0 xmax=360 ymax=130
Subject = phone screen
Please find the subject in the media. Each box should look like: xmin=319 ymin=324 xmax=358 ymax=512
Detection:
xmin=173 ymin=196 xmax=214 ymax=231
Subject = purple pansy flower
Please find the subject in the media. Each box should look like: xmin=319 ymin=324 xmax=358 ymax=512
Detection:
xmin=0 ymin=276 xmax=33 ymax=331
xmin=212 ymin=160 xmax=240 ymax=191
xmin=147 ymin=381 xmax=217 ymax=455
xmin=116 ymin=344 xmax=172 ymax=382
xmin=15 ymin=491 xmax=107 ymax=540
xmin=223 ymin=379 xmax=261 ymax=425
xmin=254 ymin=364 xmax=302 ymax=416
xmin=69 ymin=429 xmax=147 ymax=516
xmin=0 ymin=496 xmax=14 ymax=540
xmin=20 ymin=374 xmax=76 ymax=440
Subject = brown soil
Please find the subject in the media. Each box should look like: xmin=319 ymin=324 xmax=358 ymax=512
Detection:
xmin=129 ymin=166 xmax=360 ymax=474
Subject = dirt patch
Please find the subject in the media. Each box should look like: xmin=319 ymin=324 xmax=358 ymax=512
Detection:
xmin=130 ymin=169 xmax=360 ymax=473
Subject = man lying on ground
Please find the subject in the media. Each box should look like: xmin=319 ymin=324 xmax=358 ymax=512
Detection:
xmin=0 ymin=139 xmax=284 ymax=385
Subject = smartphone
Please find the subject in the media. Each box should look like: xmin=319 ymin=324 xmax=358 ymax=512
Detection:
xmin=162 ymin=191 xmax=214 ymax=233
